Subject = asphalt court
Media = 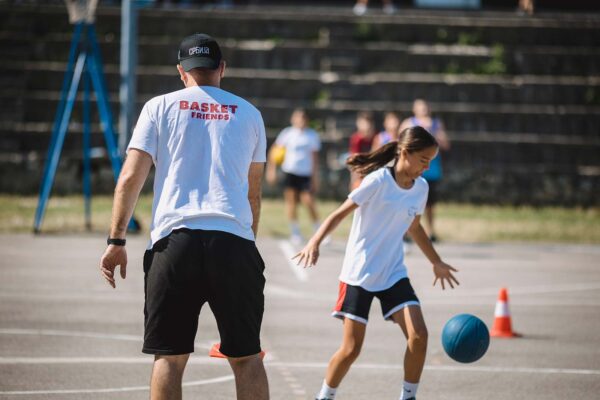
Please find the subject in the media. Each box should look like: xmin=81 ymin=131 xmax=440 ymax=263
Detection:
xmin=1 ymin=234 xmax=599 ymax=399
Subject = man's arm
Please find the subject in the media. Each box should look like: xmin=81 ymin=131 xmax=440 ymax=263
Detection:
xmin=110 ymin=149 xmax=153 ymax=238
xmin=100 ymin=149 xmax=153 ymax=288
xmin=248 ymin=162 xmax=265 ymax=238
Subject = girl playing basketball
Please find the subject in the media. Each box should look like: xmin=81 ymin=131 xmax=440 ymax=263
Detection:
xmin=294 ymin=126 xmax=459 ymax=400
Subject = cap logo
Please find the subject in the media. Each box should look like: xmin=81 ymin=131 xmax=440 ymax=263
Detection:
xmin=189 ymin=46 xmax=210 ymax=56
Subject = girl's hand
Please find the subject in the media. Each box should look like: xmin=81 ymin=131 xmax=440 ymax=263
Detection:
xmin=292 ymin=241 xmax=320 ymax=268
xmin=432 ymin=261 xmax=459 ymax=290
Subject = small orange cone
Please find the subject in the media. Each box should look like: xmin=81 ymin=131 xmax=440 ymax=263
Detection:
xmin=209 ymin=343 xmax=227 ymax=358
xmin=209 ymin=343 xmax=266 ymax=359
xmin=490 ymin=288 xmax=520 ymax=338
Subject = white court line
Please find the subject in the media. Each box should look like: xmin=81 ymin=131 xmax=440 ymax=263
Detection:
xmin=266 ymin=283 xmax=314 ymax=299
xmin=266 ymin=282 xmax=600 ymax=306
xmin=1 ymin=357 xmax=598 ymax=377
xmin=0 ymin=375 xmax=234 ymax=395
xmin=267 ymin=361 xmax=600 ymax=376
xmin=277 ymin=240 xmax=309 ymax=282
xmin=0 ymin=357 xmax=217 ymax=365
xmin=0 ymin=328 xmax=141 ymax=342
xmin=0 ymin=328 xmax=214 ymax=350
xmin=425 ymin=282 xmax=600 ymax=298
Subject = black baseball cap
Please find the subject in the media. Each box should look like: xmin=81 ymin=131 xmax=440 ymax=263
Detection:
xmin=178 ymin=33 xmax=222 ymax=71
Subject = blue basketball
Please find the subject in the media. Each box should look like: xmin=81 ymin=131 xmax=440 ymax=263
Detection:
xmin=442 ymin=314 xmax=490 ymax=363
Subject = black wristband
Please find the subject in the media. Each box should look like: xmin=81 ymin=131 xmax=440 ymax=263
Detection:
xmin=107 ymin=237 xmax=126 ymax=246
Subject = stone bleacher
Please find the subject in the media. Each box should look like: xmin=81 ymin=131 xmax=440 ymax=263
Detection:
xmin=0 ymin=4 xmax=598 ymax=204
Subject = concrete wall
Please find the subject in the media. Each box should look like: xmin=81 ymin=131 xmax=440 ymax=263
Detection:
xmin=0 ymin=4 xmax=598 ymax=205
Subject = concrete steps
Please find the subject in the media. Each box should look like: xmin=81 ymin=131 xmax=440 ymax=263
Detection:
xmin=1 ymin=3 xmax=599 ymax=203
xmin=5 ymin=61 xmax=599 ymax=106
xmin=3 ymin=5 xmax=600 ymax=46
xmin=3 ymin=33 xmax=600 ymax=76
xmin=3 ymin=63 xmax=598 ymax=137
xmin=3 ymin=87 xmax=599 ymax=138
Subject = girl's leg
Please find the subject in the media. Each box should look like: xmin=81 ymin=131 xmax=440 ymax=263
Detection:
xmin=299 ymin=191 xmax=319 ymax=224
xmin=284 ymin=188 xmax=301 ymax=240
xmin=325 ymin=318 xmax=367 ymax=388
xmin=284 ymin=187 xmax=298 ymax=221
xmin=391 ymin=305 xmax=428 ymax=384
xmin=300 ymin=189 xmax=332 ymax=244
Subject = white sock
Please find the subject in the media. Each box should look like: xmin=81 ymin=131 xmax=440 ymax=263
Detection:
xmin=400 ymin=381 xmax=419 ymax=399
xmin=316 ymin=380 xmax=337 ymax=399
xmin=290 ymin=221 xmax=301 ymax=237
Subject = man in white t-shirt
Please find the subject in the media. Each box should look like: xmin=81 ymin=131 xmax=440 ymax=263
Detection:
xmin=266 ymin=109 xmax=322 ymax=245
xmin=99 ymin=34 xmax=269 ymax=400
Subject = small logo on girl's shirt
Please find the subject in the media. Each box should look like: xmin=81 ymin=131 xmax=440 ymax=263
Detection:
xmin=408 ymin=206 xmax=418 ymax=217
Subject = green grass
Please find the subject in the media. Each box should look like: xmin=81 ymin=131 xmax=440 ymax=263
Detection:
xmin=3 ymin=195 xmax=599 ymax=244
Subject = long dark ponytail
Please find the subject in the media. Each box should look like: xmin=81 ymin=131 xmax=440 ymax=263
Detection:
xmin=347 ymin=125 xmax=438 ymax=177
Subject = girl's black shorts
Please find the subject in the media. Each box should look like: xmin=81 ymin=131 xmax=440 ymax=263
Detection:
xmin=142 ymin=228 xmax=265 ymax=358
xmin=283 ymin=172 xmax=312 ymax=192
xmin=332 ymin=278 xmax=420 ymax=324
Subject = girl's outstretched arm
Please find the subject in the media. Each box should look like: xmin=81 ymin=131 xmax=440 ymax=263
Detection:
xmin=407 ymin=216 xmax=460 ymax=290
xmin=293 ymin=199 xmax=358 ymax=268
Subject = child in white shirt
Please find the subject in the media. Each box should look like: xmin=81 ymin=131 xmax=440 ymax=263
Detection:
xmin=295 ymin=126 xmax=459 ymax=400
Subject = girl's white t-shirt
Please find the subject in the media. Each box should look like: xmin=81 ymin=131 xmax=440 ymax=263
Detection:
xmin=340 ymin=168 xmax=429 ymax=291
xmin=275 ymin=127 xmax=321 ymax=177
xmin=127 ymin=86 xmax=266 ymax=248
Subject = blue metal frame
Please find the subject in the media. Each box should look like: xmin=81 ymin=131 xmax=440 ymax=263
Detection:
xmin=83 ymin=58 xmax=92 ymax=230
xmin=119 ymin=0 xmax=138 ymax=156
xmin=34 ymin=23 xmax=140 ymax=233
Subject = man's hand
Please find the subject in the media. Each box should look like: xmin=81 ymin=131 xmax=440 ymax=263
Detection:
xmin=100 ymin=149 xmax=151 ymax=289
xmin=100 ymin=245 xmax=127 ymax=288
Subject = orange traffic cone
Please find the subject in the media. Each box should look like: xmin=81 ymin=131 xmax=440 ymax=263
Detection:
xmin=209 ymin=343 xmax=266 ymax=359
xmin=209 ymin=343 xmax=227 ymax=359
xmin=490 ymin=288 xmax=520 ymax=338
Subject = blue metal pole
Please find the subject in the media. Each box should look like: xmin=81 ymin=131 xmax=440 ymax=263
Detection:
xmin=86 ymin=52 xmax=121 ymax=181
xmin=119 ymin=0 xmax=137 ymax=156
xmin=33 ymin=52 xmax=87 ymax=232
xmin=51 ymin=22 xmax=84 ymax=143
xmin=83 ymin=63 xmax=92 ymax=231
xmin=87 ymin=27 xmax=140 ymax=233
xmin=33 ymin=22 xmax=84 ymax=232
xmin=86 ymin=26 xmax=122 ymax=181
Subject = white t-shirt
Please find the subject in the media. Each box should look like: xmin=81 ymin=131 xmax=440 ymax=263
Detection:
xmin=275 ymin=127 xmax=321 ymax=177
xmin=340 ymin=168 xmax=429 ymax=291
xmin=127 ymin=85 xmax=266 ymax=248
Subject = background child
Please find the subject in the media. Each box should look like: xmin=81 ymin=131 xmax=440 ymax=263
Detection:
xmin=400 ymin=99 xmax=450 ymax=242
xmin=372 ymin=111 xmax=401 ymax=150
xmin=267 ymin=108 xmax=322 ymax=245
xmin=348 ymin=111 xmax=376 ymax=190
xmin=294 ymin=126 xmax=459 ymax=400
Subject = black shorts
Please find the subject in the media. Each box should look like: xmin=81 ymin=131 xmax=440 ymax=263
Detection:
xmin=283 ymin=172 xmax=312 ymax=192
xmin=143 ymin=228 xmax=265 ymax=357
xmin=332 ymin=278 xmax=420 ymax=324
